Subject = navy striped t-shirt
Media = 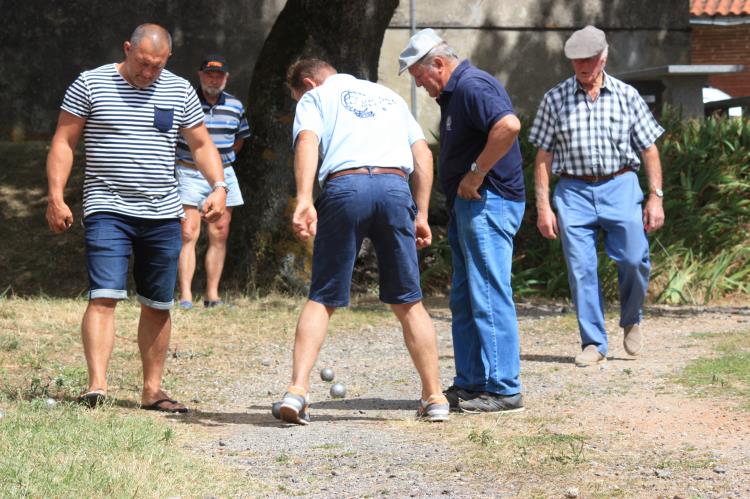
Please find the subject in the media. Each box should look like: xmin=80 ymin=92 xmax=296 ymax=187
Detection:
xmin=175 ymin=90 xmax=250 ymax=167
xmin=61 ymin=63 xmax=204 ymax=219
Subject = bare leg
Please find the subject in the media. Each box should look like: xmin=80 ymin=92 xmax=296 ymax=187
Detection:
xmin=204 ymin=207 xmax=232 ymax=302
xmin=391 ymin=301 xmax=442 ymax=401
xmin=81 ymin=298 xmax=118 ymax=393
xmin=138 ymin=304 xmax=172 ymax=404
xmin=178 ymin=207 xmax=201 ymax=303
xmin=290 ymin=299 xmax=335 ymax=392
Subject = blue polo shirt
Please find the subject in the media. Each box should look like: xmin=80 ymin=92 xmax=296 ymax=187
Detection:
xmin=437 ymin=60 xmax=525 ymax=207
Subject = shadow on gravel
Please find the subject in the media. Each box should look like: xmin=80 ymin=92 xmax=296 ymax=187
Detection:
xmin=308 ymin=397 xmax=415 ymax=411
xmin=165 ymin=403 xmax=403 ymax=427
xmin=520 ymin=354 xmax=636 ymax=364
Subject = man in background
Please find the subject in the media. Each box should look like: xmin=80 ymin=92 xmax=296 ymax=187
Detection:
xmin=175 ymin=55 xmax=250 ymax=309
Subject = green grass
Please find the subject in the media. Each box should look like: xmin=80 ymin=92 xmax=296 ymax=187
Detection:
xmin=0 ymin=400 xmax=253 ymax=497
xmin=677 ymin=332 xmax=750 ymax=406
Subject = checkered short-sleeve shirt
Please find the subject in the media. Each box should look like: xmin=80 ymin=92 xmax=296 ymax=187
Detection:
xmin=528 ymin=73 xmax=664 ymax=176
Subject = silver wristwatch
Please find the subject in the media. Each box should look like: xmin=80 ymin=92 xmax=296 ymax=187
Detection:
xmin=212 ymin=181 xmax=229 ymax=194
xmin=470 ymin=161 xmax=487 ymax=177
xmin=652 ymin=188 xmax=664 ymax=198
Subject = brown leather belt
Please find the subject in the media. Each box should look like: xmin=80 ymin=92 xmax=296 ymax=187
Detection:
xmin=560 ymin=166 xmax=633 ymax=183
xmin=327 ymin=167 xmax=407 ymax=181
xmin=176 ymin=159 xmax=232 ymax=169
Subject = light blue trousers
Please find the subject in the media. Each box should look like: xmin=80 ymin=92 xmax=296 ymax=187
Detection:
xmin=448 ymin=188 xmax=525 ymax=395
xmin=553 ymin=171 xmax=651 ymax=355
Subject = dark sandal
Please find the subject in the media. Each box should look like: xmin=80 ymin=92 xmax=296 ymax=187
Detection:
xmin=77 ymin=390 xmax=107 ymax=408
xmin=141 ymin=398 xmax=189 ymax=413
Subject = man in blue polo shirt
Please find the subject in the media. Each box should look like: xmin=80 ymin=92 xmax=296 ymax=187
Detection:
xmin=175 ymin=55 xmax=251 ymax=309
xmin=400 ymin=29 xmax=526 ymax=413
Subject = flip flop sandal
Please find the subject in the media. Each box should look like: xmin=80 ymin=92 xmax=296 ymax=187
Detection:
xmin=77 ymin=390 xmax=107 ymax=408
xmin=141 ymin=398 xmax=189 ymax=414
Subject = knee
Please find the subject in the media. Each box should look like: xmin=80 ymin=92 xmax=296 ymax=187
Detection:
xmin=181 ymin=222 xmax=200 ymax=244
xmin=88 ymin=298 xmax=117 ymax=313
xmin=620 ymin=253 xmax=650 ymax=273
xmin=209 ymin=224 xmax=230 ymax=244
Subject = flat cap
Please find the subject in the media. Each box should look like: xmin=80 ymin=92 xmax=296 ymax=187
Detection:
xmin=564 ymin=25 xmax=607 ymax=59
xmin=398 ymin=28 xmax=443 ymax=75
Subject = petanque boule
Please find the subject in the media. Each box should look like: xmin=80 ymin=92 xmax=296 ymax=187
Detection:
xmin=330 ymin=383 xmax=346 ymax=398
xmin=320 ymin=367 xmax=335 ymax=382
xmin=271 ymin=401 xmax=282 ymax=419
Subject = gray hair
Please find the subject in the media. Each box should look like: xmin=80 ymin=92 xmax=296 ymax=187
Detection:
xmin=416 ymin=42 xmax=459 ymax=68
xmin=130 ymin=23 xmax=172 ymax=51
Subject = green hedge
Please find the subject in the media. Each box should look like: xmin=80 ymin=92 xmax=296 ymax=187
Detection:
xmin=421 ymin=112 xmax=750 ymax=304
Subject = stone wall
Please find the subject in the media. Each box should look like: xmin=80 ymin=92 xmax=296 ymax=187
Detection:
xmin=378 ymin=0 xmax=690 ymax=136
xmin=1 ymin=0 xmax=285 ymax=140
xmin=2 ymin=0 xmax=688 ymax=140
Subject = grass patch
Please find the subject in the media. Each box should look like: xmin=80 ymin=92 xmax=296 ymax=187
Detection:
xmin=676 ymin=331 xmax=750 ymax=406
xmin=459 ymin=419 xmax=587 ymax=473
xmin=0 ymin=400 xmax=253 ymax=497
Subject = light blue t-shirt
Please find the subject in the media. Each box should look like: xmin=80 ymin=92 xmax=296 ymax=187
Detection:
xmin=292 ymin=74 xmax=425 ymax=186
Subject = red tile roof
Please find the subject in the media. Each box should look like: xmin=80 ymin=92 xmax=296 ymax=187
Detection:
xmin=691 ymin=0 xmax=750 ymax=16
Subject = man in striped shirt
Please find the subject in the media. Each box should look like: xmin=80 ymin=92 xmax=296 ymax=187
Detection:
xmin=175 ymin=55 xmax=251 ymax=309
xmin=529 ymin=26 xmax=665 ymax=367
xmin=45 ymin=24 xmax=227 ymax=412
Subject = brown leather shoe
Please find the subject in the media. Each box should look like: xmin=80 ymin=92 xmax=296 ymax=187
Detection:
xmin=623 ymin=323 xmax=643 ymax=356
xmin=575 ymin=345 xmax=606 ymax=367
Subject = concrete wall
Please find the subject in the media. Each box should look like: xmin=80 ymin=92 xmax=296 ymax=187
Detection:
xmin=2 ymin=0 xmax=285 ymax=140
xmin=2 ymin=0 xmax=688 ymax=140
xmin=378 ymin=0 xmax=690 ymax=137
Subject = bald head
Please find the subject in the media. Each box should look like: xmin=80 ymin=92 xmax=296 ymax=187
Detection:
xmin=130 ymin=23 xmax=172 ymax=53
xmin=118 ymin=24 xmax=172 ymax=89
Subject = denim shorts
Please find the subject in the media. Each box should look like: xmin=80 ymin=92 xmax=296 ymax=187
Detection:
xmin=310 ymin=172 xmax=422 ymax=307
xmin=84 ymin=212 xmax=182 ymax=309
xmin=176 ymin=165 xmax=244 ymax=207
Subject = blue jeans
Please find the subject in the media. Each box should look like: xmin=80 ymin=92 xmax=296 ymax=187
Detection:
xmin=84 ymin=212 xmax=182 ymax=310
xmin=448 ymin=188 xmax=525 ymax=396
xmin=553 ymin=171 xmax=650 ymax=355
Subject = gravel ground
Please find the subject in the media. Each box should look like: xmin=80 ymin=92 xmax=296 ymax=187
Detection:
xmin=170 ymin=301 xmax=750 ymax=497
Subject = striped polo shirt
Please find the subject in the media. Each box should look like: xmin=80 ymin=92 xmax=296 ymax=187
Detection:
xmin=61 ymin=63 xmax=204 ymax=219
xmin=175 ymin=89 xmax=250 ymax=167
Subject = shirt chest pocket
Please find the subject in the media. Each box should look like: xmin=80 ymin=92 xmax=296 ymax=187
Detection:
xmin=606 ymin=111 xmax=629 ymax=144
xmin=153 ymin=106 xmax=174 ymax=132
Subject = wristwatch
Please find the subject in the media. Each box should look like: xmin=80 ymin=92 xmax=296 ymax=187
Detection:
xmin=652 ymin=188 xmax=664 ymax=198
xmin=212 ymin=181 xmax=229 ymax=194
xmin=470 ymin=161 xmax=487 ymax=177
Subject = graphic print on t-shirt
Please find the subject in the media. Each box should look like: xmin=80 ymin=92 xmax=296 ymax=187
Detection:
xmin=341 ymin=91 xmax=396 ymax=118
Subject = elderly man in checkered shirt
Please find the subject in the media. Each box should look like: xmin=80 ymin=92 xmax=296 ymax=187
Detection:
xmin=529 ymin=25 xmax=665 ymax=367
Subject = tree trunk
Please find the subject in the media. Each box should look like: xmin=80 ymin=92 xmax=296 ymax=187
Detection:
xmin=227 ymin=0 xmax=399 ymax=294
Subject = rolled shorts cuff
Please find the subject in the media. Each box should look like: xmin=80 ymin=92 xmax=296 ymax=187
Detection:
xmin=308 ymin=295 xmax=349 ymax=309
xmin=89 ymin=289 xmax=128 ymax=301
xmin=380 ymin=291 xmax=423 ymax=305
xmin=137 ymin=294 xmax=174 ymax=310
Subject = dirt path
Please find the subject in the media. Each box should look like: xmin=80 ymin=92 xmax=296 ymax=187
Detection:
xmin=174 ymin=302 xmax=750 ymax=497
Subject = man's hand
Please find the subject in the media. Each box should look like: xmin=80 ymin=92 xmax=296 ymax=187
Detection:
xmin=457 ymin=171 xmax=484 ymax=200
xmin=292 ymin=198 xmax=317 ymax=241
xmin=46 ymin=199 xmax=74 ymax=233
xmin=536 ymin=207 xmax=558 ymax=239
xmin=643 ymin=196 xmax=664 ymax=233
xmin=415 ymin=216 xmax=432 ymax=249
xmin=200 ymin=189 xmax=227 ymax=223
